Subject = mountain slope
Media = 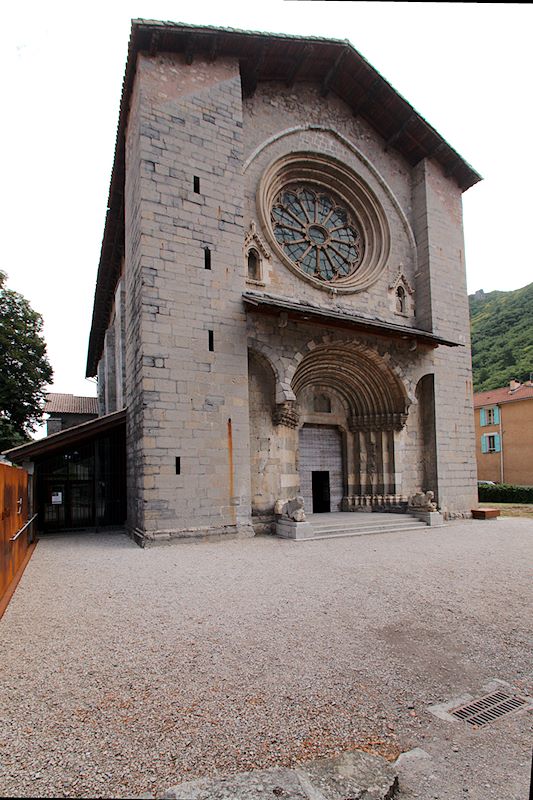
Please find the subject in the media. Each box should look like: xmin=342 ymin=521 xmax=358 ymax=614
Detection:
xmin=469 ymin=283 xmax=533 ymax=392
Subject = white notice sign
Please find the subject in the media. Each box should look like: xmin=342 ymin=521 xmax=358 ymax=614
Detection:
xmin=51 ymin=492 xmax=62 ymax=505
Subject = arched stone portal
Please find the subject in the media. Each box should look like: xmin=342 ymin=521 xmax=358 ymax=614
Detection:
xmin=292 ymin=343 xmax=410 ymax=511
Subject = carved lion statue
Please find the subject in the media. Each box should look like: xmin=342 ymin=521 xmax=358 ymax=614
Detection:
xmin=274 ymin=496 xmax=306 ymax=522
xmin=408 ymin=490 xmax=437 ymax=512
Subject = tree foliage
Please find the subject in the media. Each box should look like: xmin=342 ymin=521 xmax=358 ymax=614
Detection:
xmin=469 ymin=283 xmax=533 ymax=392
xmin=0 ymin=272 xmax=53 ymax=451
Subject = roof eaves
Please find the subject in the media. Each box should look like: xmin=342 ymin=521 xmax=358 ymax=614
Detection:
xmin=3 ymin=410 xmax=126 ymax=462
xmin=243 ymin=291 xmax=461 ymax=348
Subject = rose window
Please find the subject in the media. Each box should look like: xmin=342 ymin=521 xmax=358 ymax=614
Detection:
xmin=271 ymin=186 xmax=363 ymax=282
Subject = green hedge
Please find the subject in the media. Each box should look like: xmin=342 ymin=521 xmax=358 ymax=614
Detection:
xmin=478 ymin=483 xmax=533 ymax=503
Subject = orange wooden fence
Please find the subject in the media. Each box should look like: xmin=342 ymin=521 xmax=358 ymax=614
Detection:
xmin=0 ymin=462 xmax=36 ymax=618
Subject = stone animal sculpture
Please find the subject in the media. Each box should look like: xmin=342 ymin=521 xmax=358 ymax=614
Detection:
xmin=408 ymin=490 xmax=437 ymax=512
xmin=274 ymin=496 xmax=306 ymax=522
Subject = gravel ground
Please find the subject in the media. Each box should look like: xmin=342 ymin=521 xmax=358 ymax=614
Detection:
xmin=0 ymin=518 xmax=532 ymax=799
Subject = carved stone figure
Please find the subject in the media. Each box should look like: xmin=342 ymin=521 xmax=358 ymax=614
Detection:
xmin=274 ymin=496 xmax=306 ymax=522
xmin=408 ymin=490 xmax=437 ymax=512
xmin=367 ymin=442 xmax=377 ymax=475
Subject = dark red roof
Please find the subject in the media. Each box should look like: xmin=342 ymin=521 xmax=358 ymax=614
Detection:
xmin=474 ymin=384 xmax=533 ymax=408
xmin=44 ymin=393 xmax=98 ymax=415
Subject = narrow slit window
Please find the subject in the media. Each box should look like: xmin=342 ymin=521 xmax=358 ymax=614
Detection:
xmin=247 ymin=248 xmax=260 ymax=281
xmin=396 ymin=286 xmax=406 ymax=314
xmin=193 ymin=175 xmax=200 ymax=194
xmin=204 ymin=247 xmax=211 ymax=270
xmin=208 ymin=330 xmax=214 ymax=351
xmin=175 ymin=457 xmax=181 ymax=475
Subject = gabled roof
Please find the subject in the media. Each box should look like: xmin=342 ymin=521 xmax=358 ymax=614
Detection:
xmin=86 ymin=19 xmax=482 ymax=377
xmin=474 ymin=384 xmax=533 ymax=408
xmin=44 ymin=393 xmax=99 ymax=415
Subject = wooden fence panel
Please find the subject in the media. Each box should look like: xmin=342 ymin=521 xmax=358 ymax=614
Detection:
xmin=0 ymin=462 xmax=34 ymax=616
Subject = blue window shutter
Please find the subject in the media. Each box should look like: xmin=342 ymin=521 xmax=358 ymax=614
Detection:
xmin=493 ymin=406 xmax=500 ymax=425
xmin=494 ymin=434 xmax=501 ymax=452
xmin=480 ymin=408 xmax=486 ymax=426
xmin=481 ymin=435 xmax=488 ymax=454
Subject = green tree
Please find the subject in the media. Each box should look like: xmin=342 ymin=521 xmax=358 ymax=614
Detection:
xmin=0 ymin=271 xmax=53 ymax=451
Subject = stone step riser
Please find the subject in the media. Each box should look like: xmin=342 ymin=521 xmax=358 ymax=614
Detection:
xmin=302 ymin=524 xmax=435 ymax=541
xmin=311 ymin=521 xmax=425 ymax=533
xmin=314 ymin=527 xmax=426 ymax=536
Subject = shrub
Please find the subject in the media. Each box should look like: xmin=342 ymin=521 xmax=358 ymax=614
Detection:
xmin=478 ymin=483 xmax=533 ymax=503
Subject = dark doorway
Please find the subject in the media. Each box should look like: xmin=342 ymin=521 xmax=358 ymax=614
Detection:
xmin=36 ymin=425 xmax=126 ymax=532
xmin=312 ymin=471 xmax=331 ymax=513
xmin=299 ymin=425 xmax=344 ymax=513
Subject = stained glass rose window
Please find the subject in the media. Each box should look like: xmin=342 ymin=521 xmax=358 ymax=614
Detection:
xmin=271 ymin=186 xmax=363 ymax=282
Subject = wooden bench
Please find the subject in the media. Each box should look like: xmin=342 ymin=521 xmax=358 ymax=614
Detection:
xmin=471 ymin=508 xmax=501 ymax=520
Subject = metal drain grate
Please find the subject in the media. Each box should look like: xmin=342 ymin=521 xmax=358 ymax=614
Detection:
xmin=450 ymin=690 xmax=529 ymax=727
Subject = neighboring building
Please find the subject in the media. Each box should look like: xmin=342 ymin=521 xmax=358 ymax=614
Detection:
xmin=474 ymin=380 xmax=533 ymax=486
xmin=44 ymin=394 xmax=98 ymax=435
xmin=6 ymin=21 xmax=481 ymax=540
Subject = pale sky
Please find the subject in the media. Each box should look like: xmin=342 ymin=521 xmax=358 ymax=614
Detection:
xmin=1 ymin=2 xmax=531 ymax=401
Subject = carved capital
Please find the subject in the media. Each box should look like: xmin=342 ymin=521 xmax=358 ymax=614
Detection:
xmin=348 ymin=411 xmax=408 ymax=432
xmin=273 ymin=401 xmax=299 ymax=428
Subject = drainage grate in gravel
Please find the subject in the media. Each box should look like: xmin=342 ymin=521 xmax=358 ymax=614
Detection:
xmin=450 ymin=690 xmax=529 ymax=727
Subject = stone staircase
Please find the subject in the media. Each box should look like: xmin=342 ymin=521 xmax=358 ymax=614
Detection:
xmin=303 ymin=511 xmax=432 ymax=541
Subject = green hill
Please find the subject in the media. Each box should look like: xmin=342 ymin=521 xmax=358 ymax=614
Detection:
xmin=469 ymin=282 xmax=533 ymax=392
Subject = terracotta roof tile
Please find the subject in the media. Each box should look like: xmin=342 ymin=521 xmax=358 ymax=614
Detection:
xmin=44 ymin=393 xmax=99 ymax=415
xmin=473 ymin=384 xmax=533 ymax=408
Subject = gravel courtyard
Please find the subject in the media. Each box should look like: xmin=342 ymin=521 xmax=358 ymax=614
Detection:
xmin=1 ymin=519 xmax=531 ymax=799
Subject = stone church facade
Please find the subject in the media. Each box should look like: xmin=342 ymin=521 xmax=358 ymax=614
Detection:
xmin=86 ymin=21 xmax=480 ymax=543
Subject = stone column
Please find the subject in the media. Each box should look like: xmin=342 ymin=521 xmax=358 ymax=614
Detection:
xmin=273 ymin=401 xmax=300 ymax=501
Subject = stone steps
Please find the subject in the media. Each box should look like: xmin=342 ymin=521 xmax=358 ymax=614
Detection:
xmin=305 ymin=513 xmax=430 ymax=540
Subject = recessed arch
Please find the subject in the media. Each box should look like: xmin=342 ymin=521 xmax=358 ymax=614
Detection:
xmin=247 ymin=339 xmax=294 ymax=403
xmin=292 ymin=342 xmax=409 ymax=431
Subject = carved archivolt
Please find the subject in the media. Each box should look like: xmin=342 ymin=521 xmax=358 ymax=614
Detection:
xmin=291 ymin=341 xmax=410 ymax=431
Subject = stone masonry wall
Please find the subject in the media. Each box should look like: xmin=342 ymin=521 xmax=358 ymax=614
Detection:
xmin=124 ymin=53 xmax=253 ymax=540
xmin=412 ymin=160 xmax=477 ymax=515
xmin=124 ymin=68 xmax=146 ymax=534
xmin=242 ymin=84 xmax=418 ymax=327
xmin=114 ymin=277 xmax=126 ymax=410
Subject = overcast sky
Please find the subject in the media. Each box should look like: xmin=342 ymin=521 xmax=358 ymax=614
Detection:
xmin=1 ymin=1 xmax=531 ymax=400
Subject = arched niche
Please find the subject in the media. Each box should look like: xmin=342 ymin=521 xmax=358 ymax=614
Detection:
xmin=292 ymin=343 xmax=409 ymax=502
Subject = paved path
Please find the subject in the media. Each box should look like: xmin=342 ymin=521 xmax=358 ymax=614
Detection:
xmin=0 ymin=518 xmax=531 ymax=799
